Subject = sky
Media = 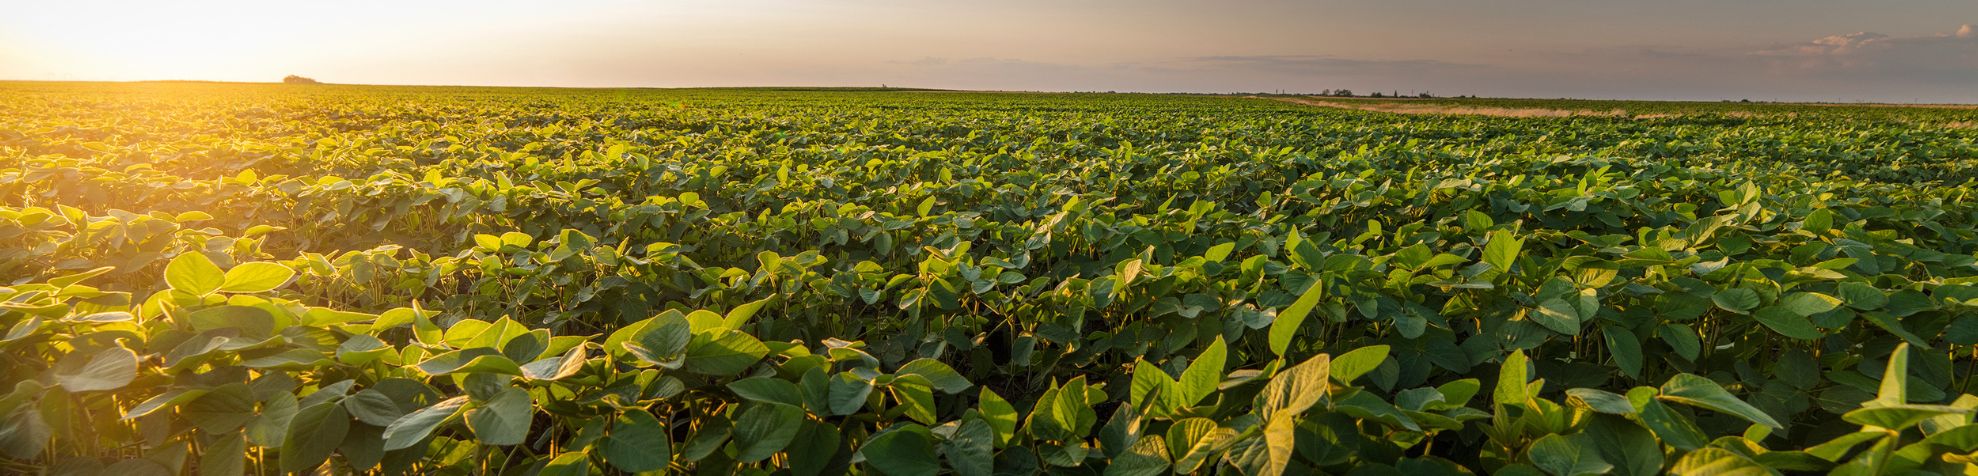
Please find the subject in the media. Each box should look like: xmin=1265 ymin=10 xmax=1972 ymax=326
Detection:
xmin=2 ymin=0 xmax=1975 ymax=103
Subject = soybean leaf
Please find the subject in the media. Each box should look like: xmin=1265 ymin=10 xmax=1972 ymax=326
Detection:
xmin=1166 ymin=418 xmax=1236 ymax=473
xmin=684 ymin=330 xmax=770 ymax=376
xmin=861 ymin=429 xmax=939 ymax=476
xmin=1485 ymin=229 xmax=1524 ymax=274
xmin=1528 ymin=433 xmax=1612 ymax=476
xmin=1603 ymin=326 xmax=1642 ymax=379
xmin=279 ymin=402 xmax=350 ymax=474
xmin=1584 ymin=414 xmax=1663 ymax=476
xmin=1176 ymin=336 xmax=1227 ymax=407
xmin=219 ymin=262 xmax=295 ymax=293
xmin=1270 ymin=279 xmax=1325 ymax=356
xmin=601 ymin=409 xmax=671 ymax=472
xmin=55 ymin=345 xmax=136 ymax=392
xmin=464 ymin=387 xmax=531 ymax=446
xmin=1753 ymin=306 xmax=1824 ymax=340
xmin=829 ymin=372 xmax=873 ymax=416
xmin=945 ymin=419 xmax=996 ymax=476
xmin=1105 ymin=434 xmax=1170 ymax=476
xmin=1658 ymin=374 xmax=1782 ymax=429
xmin=734 ymin=402 xmax=805 ymax=463
xmin=166 ymin=252 xmax=225 ymax=296
xmin=730 ymin=377 xmax=805 ymax=407
xmin=979 ymin=388 xmax=1018 ymax=448
xmin=539 ymin=452 xmax=590 ymax=476
xmin=1713 ymin=288 xmax=1760 ymax=314
xmin=1669 ymin=448 xmax=1771 ymax=476
xmin=382 ymin=396 xmax=468 ymax=451
xmin=1254 ymin=353 xmax=1331 ymax=420
xmin=1332 ymin=345 xmax=1390 ymax=384
xmin=897 ymin=358 xmax=972 ymax=394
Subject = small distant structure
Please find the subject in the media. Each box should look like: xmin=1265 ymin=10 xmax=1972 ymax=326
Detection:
xmin=283 ymin=75 xmax=321 ymax=84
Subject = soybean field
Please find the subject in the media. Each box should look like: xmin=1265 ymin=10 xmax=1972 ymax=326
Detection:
xmin=5 ymin=81 xmax=1978 ymax=476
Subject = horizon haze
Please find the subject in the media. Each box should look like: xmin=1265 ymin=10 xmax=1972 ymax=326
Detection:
xmin=3 ymin=1 xmax=1974 ymax=103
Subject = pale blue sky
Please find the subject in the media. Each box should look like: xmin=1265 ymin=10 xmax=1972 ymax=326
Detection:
xmin=3 ymin=1 xmax=1974 ymax=102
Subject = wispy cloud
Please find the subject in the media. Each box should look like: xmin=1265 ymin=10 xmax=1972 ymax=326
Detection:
xmin=1750 ymin=24 xmax=1978 ymax=80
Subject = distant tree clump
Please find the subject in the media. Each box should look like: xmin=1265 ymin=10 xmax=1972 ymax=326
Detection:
xmin=283 ymin=75 xmax=321 ymax=84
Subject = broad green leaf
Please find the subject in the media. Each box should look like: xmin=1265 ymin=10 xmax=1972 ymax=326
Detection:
xmin=979 ymin=388 xmax=1018 ymax=448
xmin=1658 ymin=374 xmax=1782 ymax=428
xmin=203 ymin=431 xmax=248 ymax=476
xmin=1105 ymin=434 xmax=1170 ymax=476
xmin=1484 ymin=229 xmax=1524 ymax=274
xmin=1843 ymin=404 xmax=1969 ymax=430
xmin=917 ymin=196 xmax=937 ymax=217
xmin=1531 ymin=298 xmax=1584 ymax=335
xmin=1332 ymin=345 xmax=1390 ymax=384
xmin=415 ymin=349 xmax=523 ymax=376
xmin=165 ymin=252 xmax=225 ymax=296
xmin=1802 ymin=209 xmax=1834 ymax=234
xmin=723 ymin=297 xmax=772 ymax=330
xmin=1254 ymin=353 xmax=1330 ymax=420
xmin=1837 ymin=282 xmax=1887 ymax=310
xmin=945 ymin=419 xmax=996 ymax=476
xmin=1225 ymin=413 xmax=1298 ymax=476
xmin=734 ymin=402 xmax=804 ymax=463
xmin=1669 ymin=447 xmax=1772 ymax=476
xmin=1177 ymin=336 xmax=1226 ymax=407
xmin=382 ymin=396 xmax=468 ymax=451
xmin=188 ymin=305 xmax=275 ymax=337
xmin=828 ymin=372 xmax=873 ymax=416
xmin=1205 ymin=242 xmax=1236 ymax=262
xmin=244 ymin=393 xmax=299 ymax=447
xmin=1603 ymin=326 xmax=1642 ymax=378
xmin=1528 ymin=433 xmax=1613 ymax=476
xmin=55 ymin=345 xmax=136 ymax=392
xmin=340 ymin=423 xmax=386 ymax=471
xmin=1860 ymin=311 xmax=1930 ymax=348
xmin=789 ymin=420 xmax=846 ymax=476
xmin=1166 ymin=418 xmax=1237 ymax=473
xmin=1130 ymin=358 xmax=1178 ymax=415
xmin=624 ymin=310 xmax=692 ymax=364
xmin=343 ymin=389 xmax=404 ymax=427
xmin=1567 ymin=388 xmax=1635 ymax=415
xmin=1752 ymin=306 xmax=1824 ymax=340
xmin=897 ymin=358 xmax=972 ymax=393
xmin=1660 ymin=323 xmax=1702 ymax=361
xmin=1495 ymin=350 xmax=1529 ymax=408
xmin=464 ymin=387 xmax=531 ymax=445
xmin=1884 ymin=290 xmax=1937 ymax=317
xmin=1713 ymin=288 xmax=1760 ymax=314
xmin=539 ymin=452 xmax=590 ymax=476
xmin=219 ymin=262 xmax=294 ymax=293
xmin=890 ymin=374 xmax=940 ymax=424
xmin=280 ymin=402 xmax=350 ymax=473
xmin=1270 ymin=279 xmax=1325 ymax=356
xmin=684 ymin=330 xmax=770 ymax=376
xmin=861 ymin=429 xmax=939 ymax=476
xmin=1585 ymin=414 xmax=1664 ymax=476
xmin=730 ymin=377 xmax=805 ymax=407
xmin=1779 ymin=292 xmax=1842 ymax=316
xmin=0 ymin=404 xmax=50 ymax=459
xmin=122 ymin=388 xmax=209 ymax=421
xmin=1871 ymin=342 xmax=1911 ymax=408
xmin=601 ymin=409 xmax=671 ymax=472
xmin=184 ymin=383 xmax=257 ymax=433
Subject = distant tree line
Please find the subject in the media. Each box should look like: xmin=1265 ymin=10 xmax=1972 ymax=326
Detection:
xmin=283 ymin=75 xmax=321 ymax=84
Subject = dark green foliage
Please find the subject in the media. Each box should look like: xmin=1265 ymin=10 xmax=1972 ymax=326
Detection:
xmin=1 ymin=83 xmax=1977 ymax=475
